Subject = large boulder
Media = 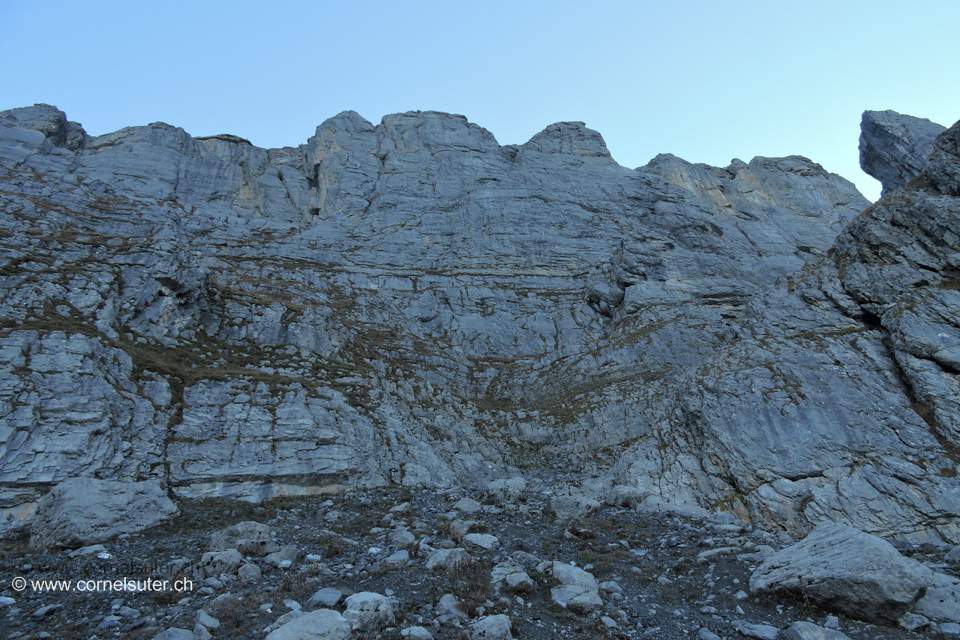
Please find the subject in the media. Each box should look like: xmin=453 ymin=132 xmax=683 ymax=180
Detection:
xmin=264 ymin=609 xmax=351 ymax=640
xmin=859 ymin=110 xmax=946 ymax=196
xmin=29 ymin=478 xmax=178 ymax=549
xmin=750 ymin=522 xmax=933 ymax=621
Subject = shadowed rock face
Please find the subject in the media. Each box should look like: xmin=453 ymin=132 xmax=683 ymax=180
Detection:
xmin=0 ymin=103 xmax=957 ymax=544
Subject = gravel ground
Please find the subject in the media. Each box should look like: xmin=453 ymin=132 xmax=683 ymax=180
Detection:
xmin=0 ymin=484 xmax=949 ymax=640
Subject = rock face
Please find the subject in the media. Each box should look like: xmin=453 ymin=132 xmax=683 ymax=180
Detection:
xmin=859 ymin=110 xmax=946 ymax=196
xmin=1 ymin=102 xmax=958 ymax=544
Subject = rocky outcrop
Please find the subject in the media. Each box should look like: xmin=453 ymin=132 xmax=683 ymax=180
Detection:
xmin=1 ymin=102 xmax=958 ymax=546
xmin=27 ymin=478 xmax=177 ymax=549
xmin=859 ymin=109 xmax=946 ymax=196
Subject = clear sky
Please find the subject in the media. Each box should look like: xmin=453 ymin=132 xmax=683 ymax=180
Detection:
xmin=2 ymin=1 xmax=957 ymax=202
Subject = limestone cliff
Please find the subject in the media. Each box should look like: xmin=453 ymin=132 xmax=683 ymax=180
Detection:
xmin=1 ymin=103 xmax=956 ymax=544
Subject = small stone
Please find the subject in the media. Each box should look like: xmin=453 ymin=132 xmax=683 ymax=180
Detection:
xmin=343 ymin=592 xmax=395 ymax=634
xmin=736 ymin=590 xmax=749 ymax=600
xmin=781 ymin=621 xmax=851 ymax=640
xmin=942 ymin=623 xmax=960 ymax=636
xmin=150 ymin=629 xmax=195 ymax=640
xmin=823 ymin=616 xmax=839 ymax=630
xmin=198 ymin=549 xmax=242 ymax=577
xmin=308 ymin=587 xmax=343 ymax=607
xmin=401 ymin=626 xmax=434 ymax=640
xmin=33 ymin=604 xmax=64 ymax=617
xmin=699 ymin=628 xmax=722 ymax=640
xmin=392 ymin=529 xmax=416 ymax=547
xmin=238 ymin=562 xmax=262 ymax=583
xmin=601 ymin=616 xmax=619 ymax=628
xmin=69 ymin=543 xmax=108 ymax=557
xmin=471 ymin=613 xmax=514 ymax=639
xmin=96 ymin=615 xmax=121 ymax=630
xmin=454 ymin=497 xmax=482 ymax=513
xmin=386 ymin=549 xmax=410 ymax=565
xmin=899 ymin=613 xmax=931 ymax=631
xmin=426 ymin=547 xmax=472 ymax=570
xmin=735 ymin=622 xmax=780 ymax=640
xmin=436 ymin=594 xmax=467 ymax=620
xmin=197 ymin=610 xmax=220 ymax=629
xmin=464 ymin=533 xmax=499 ymax=550
xmin=449 ymin=519 xmax=471 ymax=539
xmin=599 ymin=580 xmax=623 ymax=593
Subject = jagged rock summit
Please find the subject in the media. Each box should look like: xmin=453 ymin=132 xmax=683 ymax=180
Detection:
xmin=859 ymin=109 xmax=946 ymax=197
xmin=1 ymin=103 xmax=958 ymax=548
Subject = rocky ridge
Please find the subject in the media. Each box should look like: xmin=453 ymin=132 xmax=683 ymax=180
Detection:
xmin=0 ymin=103 xmax=958 ymax=553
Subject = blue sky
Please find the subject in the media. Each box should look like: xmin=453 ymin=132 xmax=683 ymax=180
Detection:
xmin=2 ymin=1 xmax=957 ymax=202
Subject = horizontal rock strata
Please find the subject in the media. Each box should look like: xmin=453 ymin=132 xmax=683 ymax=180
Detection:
xmin=1 ymin=103 xmax=957 ymax=544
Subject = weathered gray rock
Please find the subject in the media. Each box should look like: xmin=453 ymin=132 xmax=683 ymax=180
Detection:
xmin=436 ymin=593 xmax=468 ymax=620
xmin=550 ymin=561 xmax=602 ymax=610
xmin=28 ymin=478 xmax=177 ymax=549
xmin=464 ymin=533 xmax=499 ymax=550
xmin=454 ymin=498 xmax=482 ymax=514
xmin=210 ymin=521 xmax=277 ymax=555
xmin=733 ymin=622 xmax=780 ymax=640
xmin=150 ymin=629 xmax=195 ymax=640
xmin=426 ymin=548 xmax=471 ymax=571
xmin=385 ymin=549 xmax=409 ymax=565
xmin=470 ymin=614 xmax=513 ymax=639
xmin=859 ymin=110 xmax=946 ymax=196
xmin=914 ymin=573 xmax=960 ymax=622
xmin=505 ymin=571 xmax=534 ymax=591
xmin=197 ymin=549 xmax=243 ymax=578
xmin=237 ymin=562 xmax=261 ymax=583
xmin=750 ymin=522 xmax=932 ymax=621
xmin=342 ymin=591 xmax=395 ymax=634
xmin=899 ymin=613 xmax=932 ymax=631
xmin=196 ymin=610 xmax=219 ymax=629
xmin=264 ymin=609 xmax=351 ymax=640
xmin=308 ymin=587 xmax=343 ymax=608
xmin=485 ymin=477 xmax=527 ymax=504
xmin=781 ymin=621 xmax=850 ymax=640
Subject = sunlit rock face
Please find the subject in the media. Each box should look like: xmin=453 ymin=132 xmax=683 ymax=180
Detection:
xmin=1 ymin=102 xmax=957 ymax=543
